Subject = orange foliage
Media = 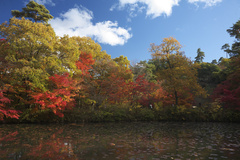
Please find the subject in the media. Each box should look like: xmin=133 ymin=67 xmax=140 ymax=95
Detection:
xmin=76 ymin=52 xmax=95 ymax=75
xmin=101 ymin=74 xmax=168 ymax=106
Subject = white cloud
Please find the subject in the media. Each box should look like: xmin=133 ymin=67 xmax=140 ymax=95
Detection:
xmin=50 ymin=6 xmax=132 ymax=46
xmin=113 ymin=0 xmax=223 ymax=18
xmin=113 ymin=0 xmax=180 ymax=18
xmin=33 ymin=0 xmax=55 ymax=6
xmin=188 ymin=0 xmax=222 ymax=7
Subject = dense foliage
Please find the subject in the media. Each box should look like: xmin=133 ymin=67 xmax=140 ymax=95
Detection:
xmin=0 ymin=2 xmax=239 ymax=123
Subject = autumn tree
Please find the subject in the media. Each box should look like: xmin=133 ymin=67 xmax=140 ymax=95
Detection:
xmin=0 ymin=18 xmax=61 ymax=90
xmin=0 ymin=18 xmax=87 ymax=119
xmin=89 ymin=56 xmax=133 ymax=106
xmin=0 ymin=39 xmax=21 ymax=121
xmin=71 ymin=36 xmax=110 ymax=61
xmin=0 ymin=39 xmax=11 ymax=88
xmin=11 ymin=1 xmax=53 ymax=23
xmin=0 ymin=89 xmax=21 ymax=121
xmin=100 ymin=73 xmax=131 ymax=104
xmin=213 ymin=19 xmax=240 ymax=110
xmin=113 ymin=55 xmax=133 ymax=80
xmin=129 ymin=75 xmax=167 ymax=107
xmin=75 ymin=52 xmax=95 ymax=76
xmin=32 ymin=73 xmax=78 ymax=118
xmin=150 ymin=37 xmax=205 ymax=106
xmin=213 ymin=56 xmax=240 ymax=110
xmin=113 ymin=55 xmax=130 ymax=68
xmin=0 ymin=18 xmax=58 ymax=116
xmin=69 ymin=37 xmax=113 ymax=106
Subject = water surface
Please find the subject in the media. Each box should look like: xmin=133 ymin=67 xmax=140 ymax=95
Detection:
xmin=0 ymin=122 xmax=239 ymax=159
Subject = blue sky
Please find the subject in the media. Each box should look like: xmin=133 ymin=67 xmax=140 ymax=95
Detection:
xmin=0 ymin=0 xmax=240 ymax=63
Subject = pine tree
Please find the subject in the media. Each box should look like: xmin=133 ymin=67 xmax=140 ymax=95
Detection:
xmin=195 ymin=48 xmax=205 ymax=63
xmin=11 ymin=1 xmax=53 ymax=23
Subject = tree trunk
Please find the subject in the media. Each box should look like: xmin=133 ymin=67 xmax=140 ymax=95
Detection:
xmin=175 ymin=90 xmax=178 ymax=106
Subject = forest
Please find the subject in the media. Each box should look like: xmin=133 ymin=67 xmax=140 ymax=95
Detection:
xmin=0 ymin=1 xmax=240 ymax=123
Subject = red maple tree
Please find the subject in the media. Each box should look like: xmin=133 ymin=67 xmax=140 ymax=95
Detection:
xmin=32 ymin=73 xmax=77 ymax=117
xmin=0 ymin=89 xmax=21 ymax=120
xmin=212 ymin=57 xmax=240 ymax=110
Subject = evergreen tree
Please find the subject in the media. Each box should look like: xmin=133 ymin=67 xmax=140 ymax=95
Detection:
xmin=195 ymin=48 xmax=205 ymax=63
xmin=211 ymin=59 xmax=217 ymax=65
xmin=11 ymin=1 xmax=53 ymax=23
xmin=222 ymin=19 xmax=240 ymax=57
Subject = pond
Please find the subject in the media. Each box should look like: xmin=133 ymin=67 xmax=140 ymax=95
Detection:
xmin=0 ymin=122 xmax=240 ymax=160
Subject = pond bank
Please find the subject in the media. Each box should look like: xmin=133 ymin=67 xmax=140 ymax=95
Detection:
xmin=2 ymin=105 xmax=240 ymax=123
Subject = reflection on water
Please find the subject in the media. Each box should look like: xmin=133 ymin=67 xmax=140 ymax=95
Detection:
xmin=0 ymin=122 xmax=240 ymax=160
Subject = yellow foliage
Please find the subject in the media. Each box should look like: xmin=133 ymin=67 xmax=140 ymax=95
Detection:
xmin=149 ymin=37 xmax=206 ymax=106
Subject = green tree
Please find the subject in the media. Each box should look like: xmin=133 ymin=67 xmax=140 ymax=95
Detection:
xmin=218 ymin=57 xmax=223 ymax=63
xmin=197 ymin=62 xmax=221 ymax=93
xmin=11 ymin=1 xmax=53 ymax=23
xmin=222 ymin=19 xmax=240 ymax=57
xmin=130 ymin=60 xmax=156 ymax=82
xmin=195 ymin=48 xmax=205 ymax=63
xmin=211 ymin=59 xmax=218 ymax=65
